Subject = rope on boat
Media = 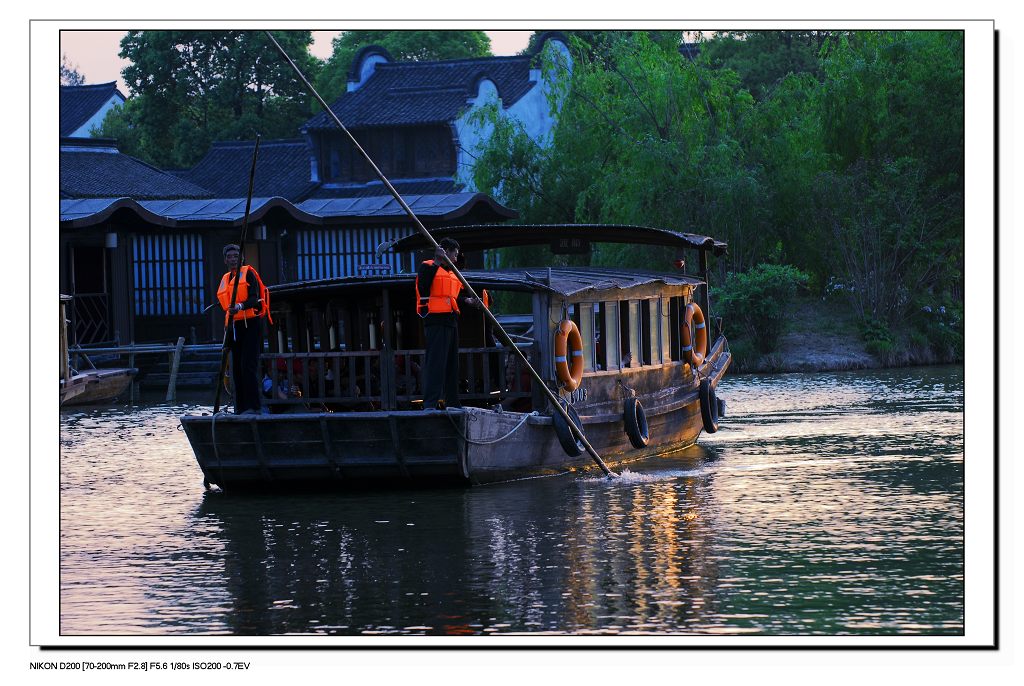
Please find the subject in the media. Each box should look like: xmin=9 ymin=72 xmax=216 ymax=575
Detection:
xmin=445 ymin=408 xmax=538 ymax=445
xmin=209 ymin=411 xmax=229 ymax=489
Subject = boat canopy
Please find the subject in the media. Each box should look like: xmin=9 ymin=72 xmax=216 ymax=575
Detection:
xmin=270 ymin=267 xmax=705 ymax=299
xmin=390 ymin=223 xmax=728 ymax=256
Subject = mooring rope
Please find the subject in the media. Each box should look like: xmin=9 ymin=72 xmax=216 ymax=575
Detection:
xmin=209 ymin=411 xmax=229 ymax=489
xmin=445 ymin=408 xmax=538 ymax=445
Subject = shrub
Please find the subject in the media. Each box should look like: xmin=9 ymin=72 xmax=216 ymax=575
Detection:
xmin=715 ymin=263 xmax=810 ymax=353
xmin=725 ymin=338 xmax=758 ymax=373
xmin=859 ymin=318 xmax=895 ymax=346
xmin=865 ymin=338 xmax=897 ymax=365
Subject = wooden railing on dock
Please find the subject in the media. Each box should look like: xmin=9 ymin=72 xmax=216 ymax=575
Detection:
xmin=69 ymin=340 xmax=222 ymax=402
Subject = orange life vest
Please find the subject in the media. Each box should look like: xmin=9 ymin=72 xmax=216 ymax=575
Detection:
xmin=218 ymin=265 xmax=273 ymax=325
xmin=416 ymin=260 xmax=462 ymax=316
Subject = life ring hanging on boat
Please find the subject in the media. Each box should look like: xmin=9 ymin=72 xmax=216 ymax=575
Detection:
xmin=699 ymin=378 xmax=720 ymax=434
xmin=623 ymin=396 xmax=650 ymax=449
xmin=554 ymin=319 xmax=584 ymax=392
xmin=681 ymin=302 xmax=708 ymax=367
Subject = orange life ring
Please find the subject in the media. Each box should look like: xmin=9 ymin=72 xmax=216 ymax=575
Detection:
xmin=554 ymin=319 xmax=584 ymax=392
xmin=681 ymin=302 xmax=707 ymax=367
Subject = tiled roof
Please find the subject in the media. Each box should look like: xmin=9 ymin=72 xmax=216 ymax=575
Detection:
xmin=304 ymin=55 xmax=536 ymax=129
xmin=305 ymin=178 xmax=460 ymax=200
xmin=60 ymin=82 xmax=125 ymax=137
xmin=174 ymin=139 xmax=317 ymax=201
xmin=295 ymin=192 xmax=515 ymax=221
xmin=60 ymin=139 xmax=212 ymax=200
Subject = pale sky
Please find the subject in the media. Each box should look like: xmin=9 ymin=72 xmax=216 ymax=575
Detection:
xmin=59 ymin=30 xmax=535 ymax=94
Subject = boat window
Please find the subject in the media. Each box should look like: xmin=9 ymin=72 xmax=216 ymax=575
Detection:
xmin=668 ymin=296 xmax=682 ymax=361
xmin=577 ymin=303 xmax=595 ymax=372
xmin=658 ymin=296 xmax=671 ymax=365
xmin=620 ymin=300 xmax=641 ymax=368
xmin=602 ymin=301 xmax=620 ymax=370
xmin=640 ymin=300 xmax=654 ymax=366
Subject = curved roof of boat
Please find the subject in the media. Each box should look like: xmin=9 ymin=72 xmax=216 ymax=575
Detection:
xmin=271 ymin=267 xmax=705 ymax=299
xmin=389 ymin=223 xmax=728 ymax=255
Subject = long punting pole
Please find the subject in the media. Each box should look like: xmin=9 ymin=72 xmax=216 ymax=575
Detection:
xmin=265 ymin=31 xmax=615 ymax=477
xmin=213 ymin=135 xmax=262 ymax=414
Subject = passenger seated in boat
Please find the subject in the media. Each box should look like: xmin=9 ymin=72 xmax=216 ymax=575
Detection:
xmin=261 ymin=373 xmax=303 ymax=413
xmin=394 ymin=354 xmax=421 ymax=394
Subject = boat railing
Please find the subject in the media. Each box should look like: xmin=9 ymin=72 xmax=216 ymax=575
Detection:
xmin=259 ymin=342 xmax=535 ymax=411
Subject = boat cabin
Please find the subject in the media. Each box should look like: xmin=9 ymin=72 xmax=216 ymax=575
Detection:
xmin=257 ymin=224 xmax=727 ymax=417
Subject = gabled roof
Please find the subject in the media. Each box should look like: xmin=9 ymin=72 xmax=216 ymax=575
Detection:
xmin=60 ymin=139 xmax=212 ymax=200
xmin=172 ymin=139 xmax=317 ymax=201
xmin=304 ymin=54 xmax=536 ymax=129
xmin=60 ymin=82 xmax=125 ymax=137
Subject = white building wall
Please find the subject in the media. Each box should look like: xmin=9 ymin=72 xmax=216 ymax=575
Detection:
xmin=70 ymin=95 xmax=125 ymax=138
xmin=454 ymin=39 xmax=572 ymax=192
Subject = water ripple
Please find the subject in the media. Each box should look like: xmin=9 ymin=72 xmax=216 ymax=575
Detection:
xmin=59 ymin=368 xmax=964 ymax=636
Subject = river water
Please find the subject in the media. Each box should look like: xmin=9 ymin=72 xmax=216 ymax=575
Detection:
xmin=57 ymin=366 xmax=964 ymax=637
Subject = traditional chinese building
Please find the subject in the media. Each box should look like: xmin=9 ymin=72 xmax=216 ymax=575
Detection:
xmin=59 ymin=33 xmax=573 ymax=344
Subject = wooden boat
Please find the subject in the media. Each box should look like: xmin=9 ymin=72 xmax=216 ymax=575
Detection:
xmin=180 ymin=224 xmax=731 ymax=489
xmin=61 ymin=368 xmax=137 ymax=406
xmin=60 ymin=295 xmax=137 ymax=406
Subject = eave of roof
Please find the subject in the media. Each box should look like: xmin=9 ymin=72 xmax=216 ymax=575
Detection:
xmin=59 ymin=193 xmax=517 ymax=228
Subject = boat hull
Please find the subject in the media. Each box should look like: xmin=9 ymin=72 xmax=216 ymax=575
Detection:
xmin=60 ymin=368 xmax=137 ymax=406
xmin=180 ymin=350 xmax=730 ymax=490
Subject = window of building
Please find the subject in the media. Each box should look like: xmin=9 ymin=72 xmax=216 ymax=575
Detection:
xmin=321 ymin=126 xmax=456 ymax=182
xmin=132 ymin=233 xmax=205 ymax=316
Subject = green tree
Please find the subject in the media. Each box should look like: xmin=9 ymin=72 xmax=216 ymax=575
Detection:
xmin=815 ymin=31 xmax=964 ymax=324
xmin=716 ymin=263 xmax=810 ymax=352
xmin=315 ymin=30 xmax=492 ymax=106
xmin=97 ymin=30 xmax=319 ymax=168
xmin=472 ymin=31 xmax=769 ymax=272
xmin=698 ymin=31 xmax=834 ymax=101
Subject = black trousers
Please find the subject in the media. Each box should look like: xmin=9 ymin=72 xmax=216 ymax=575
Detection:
xmin=422 ymin=320 xmax=460 ymax=409
xmin=228 ymin=317 xmax=263 ymax=414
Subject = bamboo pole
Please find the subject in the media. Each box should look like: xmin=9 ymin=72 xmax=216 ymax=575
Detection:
xmin=265 ymin=31 xmax=615 ymax=478
xmin=213 ymin=136 xmax=261 ymax=414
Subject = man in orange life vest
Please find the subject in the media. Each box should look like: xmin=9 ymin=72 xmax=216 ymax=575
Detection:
xmin=218 ymin=244 xmax=271 ymax=414
xmin=415 ymin=238 xmax=479 ymax=409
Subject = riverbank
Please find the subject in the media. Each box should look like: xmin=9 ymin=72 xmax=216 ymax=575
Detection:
xmin=724 ymin=296 xmax=963 ymax=374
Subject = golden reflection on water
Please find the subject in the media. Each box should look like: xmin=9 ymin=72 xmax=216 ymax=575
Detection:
xmin=58 ymin=367 xmax=964 ymax=636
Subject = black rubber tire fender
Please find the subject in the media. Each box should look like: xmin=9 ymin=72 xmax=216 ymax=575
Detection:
xmin=552 ymin=401 xmax=585 ymax=457
xmin=623 ymin=396 xmax=650 ymax=449
xmin=699 ymin=378 xmax=720 ymax=434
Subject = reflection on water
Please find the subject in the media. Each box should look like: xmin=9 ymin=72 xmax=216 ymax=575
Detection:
xmin=58 ymin=366 xmax=964 ymax=635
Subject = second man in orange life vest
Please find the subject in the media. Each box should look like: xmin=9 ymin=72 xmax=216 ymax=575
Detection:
xmin=218 ymin=244 xmax=271 ymax=414
xmin=415 ymin=238 xmax=480 ymax=410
